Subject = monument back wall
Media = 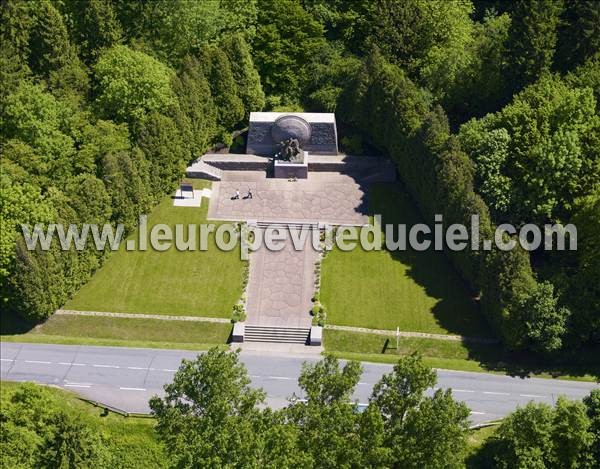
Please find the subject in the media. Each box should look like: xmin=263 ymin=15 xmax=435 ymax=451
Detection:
xmin=246 ymin=112 xmax=338 ymax=156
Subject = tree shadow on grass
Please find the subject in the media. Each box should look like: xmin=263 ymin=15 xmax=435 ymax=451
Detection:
xmin=370 ymin=182 xmax=600 ymax=381
xmin=463 ymin=340 xmax=600 ymax=381
xmin=1 ymin=310 xmax=37 ymax=335
xmin=370 ymin=182 xmax=492 ymax=338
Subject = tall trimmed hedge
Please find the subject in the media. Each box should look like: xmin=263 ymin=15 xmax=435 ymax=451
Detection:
xmin=338 ymin=51 xmax=543 ymax=351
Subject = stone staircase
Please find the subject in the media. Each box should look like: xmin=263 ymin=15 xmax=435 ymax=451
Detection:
xmin=252 ymin=220 xmax=320 ymax=231
xmin=186 ymin=160 xmax=223 ymax=180
xmin=244 ymin=325 xmax=310 ymax=344
xmin=202 ymin=153 xmax=270 ymax=171
xmin=186 ymin=153 xmax=397 ymax=183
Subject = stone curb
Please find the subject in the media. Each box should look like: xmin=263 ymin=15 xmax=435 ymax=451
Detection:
xmin=55 ymin=309 xmax=230 ymax=323
xmin=324 ymin=324 xmax=499 ymax=344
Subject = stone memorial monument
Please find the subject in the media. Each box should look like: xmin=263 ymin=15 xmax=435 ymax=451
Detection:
xmin=247 ymin=112 xmax=338 ymax=156
xmin=273 ymin=137 xmax=308 ymax=179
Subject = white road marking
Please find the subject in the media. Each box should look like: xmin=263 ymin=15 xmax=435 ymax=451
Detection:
xmin=65 ymin=384 xmax=91 ymax=388
xmin=92 ymin=364 xmax=119 ymax=369
xmin=0 ymin=358 xmax=14 ymax=362
xmin=162 ymin=369 xmax=177 ymax=372
xmin=127 ymin=366 xmax=148 ymax=370
xmin=483 ymin=391 xmax=510 ymax=396
xmin=452 ymin=389 xmax=475 ymax=393
xmin=119 ymin=387 xmax=146 ymax=391
xmin=268 ymin=376 xmax=294 ymax=380
xmin=72 ymin=363 xmax=86 ymax=366
xmin=57 ymin=362 xmax=73 ymax=366
xmin=25 ymin=360 xmax=51 ymax=364
xmin=520 ymin=394 xmax=546 ymax=398
xmin=470 ymin=411 xmax=486 ymax=415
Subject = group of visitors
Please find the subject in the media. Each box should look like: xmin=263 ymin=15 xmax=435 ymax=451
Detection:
xmin=231 ymin=188 xmax=253 ymax=200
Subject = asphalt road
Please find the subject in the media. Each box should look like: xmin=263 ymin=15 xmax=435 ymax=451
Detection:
xmin=1 ymin=342 xmax=598 ymax=425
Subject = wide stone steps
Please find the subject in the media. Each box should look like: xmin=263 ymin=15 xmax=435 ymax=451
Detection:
xmin=252 ymin=221 xmax=320 ymax=231
xmin=186 ymin=154 xmax=397 ymax=183
xmin=186 ymin=160 xmax=223 ymax=180
xmin=244 ymin=325 xmax=310 ymax=344
xmin=200 ymin=154 xmax=269 ymax=171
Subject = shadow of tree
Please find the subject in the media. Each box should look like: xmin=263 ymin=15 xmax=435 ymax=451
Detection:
xmin=1 ymin=310 xmax=37 ymax=335
xmin=365 ymin=182 xmax=600 ymax=380
xmin=370 ymin=182 xmax=491 ymax=337
xmin=462 ymin=340 xmax=600 ymax=380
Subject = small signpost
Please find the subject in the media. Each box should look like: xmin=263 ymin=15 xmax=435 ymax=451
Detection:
xmin=179 ymin=179 xmax=194 ymax=199
xmin=396 ymin=326 xmax=400 ymax=353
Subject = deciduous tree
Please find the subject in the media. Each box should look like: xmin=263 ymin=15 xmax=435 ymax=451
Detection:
xmin=149 ymin=348 xmax=270 ymax=467
xmin=490 ymin=397 xmax=594 ymax=468
xmin=370 ymin=353 xmax=470 ymax=468
xmin=94 ymin=45 xmax=175 ymax=124
xmin=254 ymin=0 xmax=325 ymax=105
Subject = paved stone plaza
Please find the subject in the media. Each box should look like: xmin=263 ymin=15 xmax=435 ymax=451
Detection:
xmin=207 ymin=171 xmax=369 ymax=226
xmin=206 ymin=171 xmax=372 ymax=331
xmin=192 ymin=112 xmax=393 ymax=340
xmin=245 ymin=229 xmax=318 ymax=328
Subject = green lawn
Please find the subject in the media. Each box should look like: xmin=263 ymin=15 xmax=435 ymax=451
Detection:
xmin=324 ymin=329 xmax=495 ymax=372
xmin=321 ymin=183 xmax=493 ymax=337
xmin=65 ymin=180 xmax=244 ymax=317
xmin=325 ymin=328 xmax=484 ymax=360
xmin=1 ymin=314 xmax=231 ymax=350
xmin=324 ymin=329 xmax=599 ymax=381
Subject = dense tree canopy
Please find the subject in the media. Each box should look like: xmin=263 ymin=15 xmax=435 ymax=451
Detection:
xmin=556 ymin=0 xmax=600 ymax=71
xmin=505 ymin=0 xmax=564 ymax=91
xmin=479 ymin=397 xmax=595 ymax=468
xmin=137 ymin=0 xmax=258 ymax=65
xmin=1 ymin=0 xmax=263 ymax=320
xmin=568 ymin=191 xmax=600 ymax=343
xmin=253 ymin=0 xmax=325 ymax=105
xmin=1 ymin=0 xmax=598 ymax=355
xmin=151 ymin=350 xmax=471 ymax=468
xmin=0 ymin=383 xmax=107 ymax=467
xmin=368 ymin=0 xmax=477 ymax=102
xmin=459 ymin=75 xmax=599 ymax=225
xmin=0 ymin=177 xmax=54 ymax=282
xmin=94 ymin=45 xmax=175 ymax=124
xmin=64 ymin=0 xmax=123 ymax=63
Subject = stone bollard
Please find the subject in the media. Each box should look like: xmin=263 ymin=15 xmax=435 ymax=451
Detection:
xmin=309 ymin=326 xmax=322 ymax=346
xmin=232 ymin=322 xmax=245 ymax=343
